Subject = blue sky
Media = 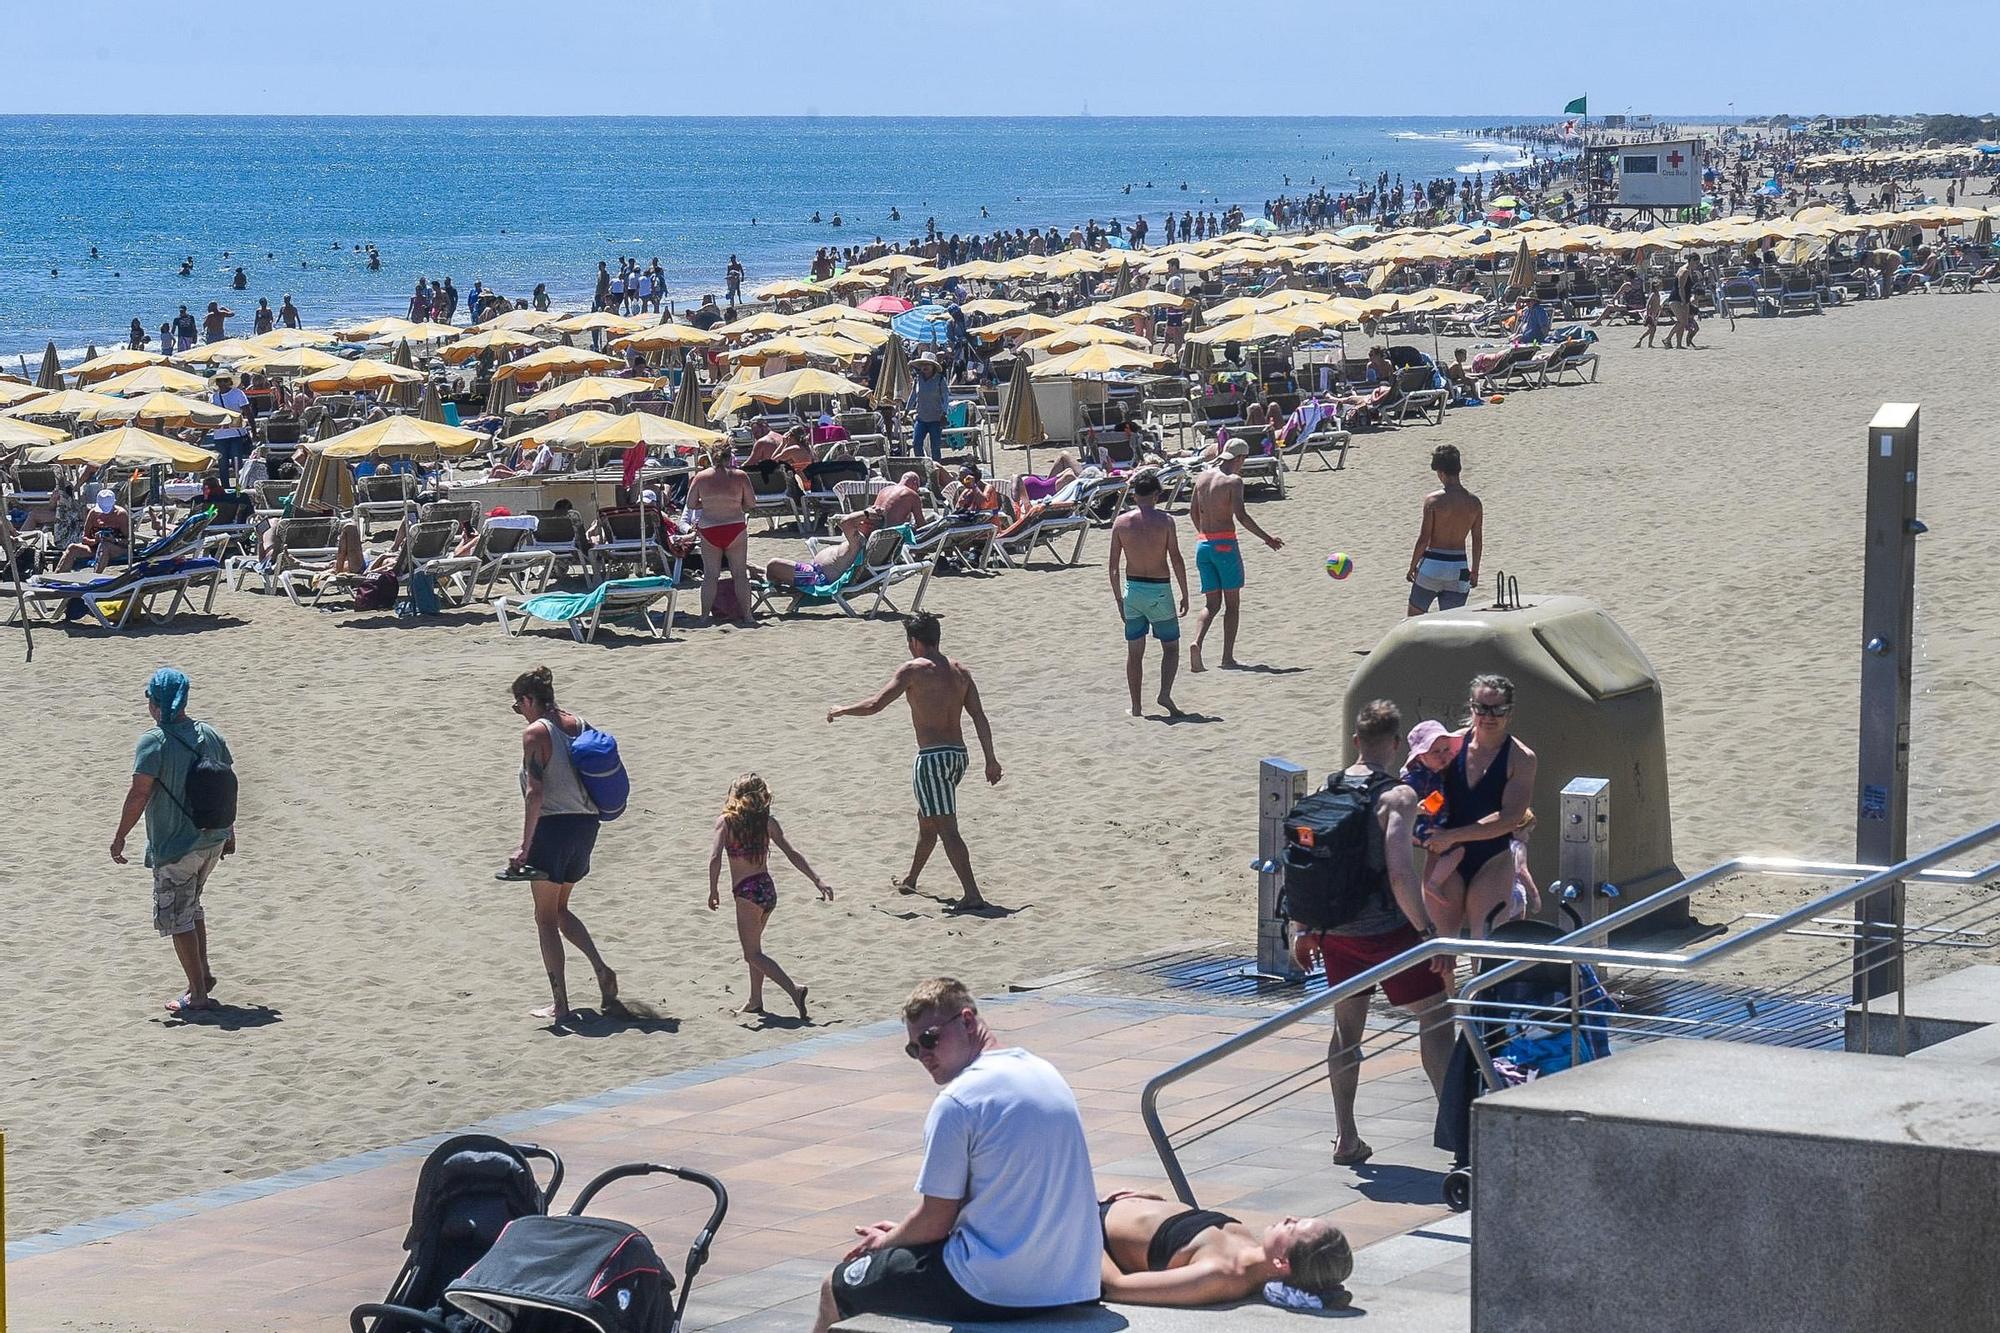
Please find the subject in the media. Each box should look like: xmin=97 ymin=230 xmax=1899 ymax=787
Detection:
xmin=4 ymin=0 xmax=1993 ymax=118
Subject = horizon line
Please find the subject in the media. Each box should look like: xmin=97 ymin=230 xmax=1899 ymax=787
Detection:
xmin=0 ymin=110 xmax=1770 ymax=121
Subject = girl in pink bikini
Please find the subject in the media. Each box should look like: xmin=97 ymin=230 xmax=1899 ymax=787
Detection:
xmin=707 ymin=773 xmax=833 ymax=1018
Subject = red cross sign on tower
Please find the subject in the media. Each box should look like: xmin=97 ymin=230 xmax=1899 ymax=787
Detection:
xmin=1666 ymin=150 xmax=1685 ymax=170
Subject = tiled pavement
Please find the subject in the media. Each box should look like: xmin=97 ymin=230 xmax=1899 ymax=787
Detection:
xmin=7 ymin=993 xmax=1456 ymax=1330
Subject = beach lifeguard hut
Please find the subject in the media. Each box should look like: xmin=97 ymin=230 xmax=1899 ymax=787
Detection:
xmin=1342 ymin=593 xmax=1684 ymax=925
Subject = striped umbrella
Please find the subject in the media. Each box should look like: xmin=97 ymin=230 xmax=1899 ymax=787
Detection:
xmin=890 ymin=304 xmax=952 ymax=345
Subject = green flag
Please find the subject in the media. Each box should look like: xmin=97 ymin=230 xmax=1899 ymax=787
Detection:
xmin=1563 ymin=96 xmax=1588 ymax=116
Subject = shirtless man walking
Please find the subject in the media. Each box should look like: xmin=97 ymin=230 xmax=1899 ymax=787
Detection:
xmin=1106 ymin=468 xmax=1190 ymax=717
xmin=1406 ymin=444 xmax=1482 ymax=616
xmin=1188 ymin=440 xmax=1284 ymax=672
xmin=686 ymin=442 xmax=758 ymax=627
xmin=828 ymin=612 xmax=1002 ymax=912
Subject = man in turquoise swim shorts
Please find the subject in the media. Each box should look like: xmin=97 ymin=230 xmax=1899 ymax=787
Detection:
xmin=1188 ymin=440 xmax=1285 ymax=672
xmin=1107 ymin=468 xmax=1190 ymax=717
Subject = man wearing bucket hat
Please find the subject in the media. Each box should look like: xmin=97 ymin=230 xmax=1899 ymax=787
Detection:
xmin=908 ymin=353 xmax=949 ymax=461
xmin=111 ymin=668 xmax=237 ymax=1016
xmin=55 ymin=487 xmax=132 ymax=572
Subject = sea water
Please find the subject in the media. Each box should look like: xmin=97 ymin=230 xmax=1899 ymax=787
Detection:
xmin=0 ymin=115 xmax=1548 ymax=363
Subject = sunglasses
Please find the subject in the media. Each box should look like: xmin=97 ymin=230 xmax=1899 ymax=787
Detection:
xmin=905 ymin=1016 xmax=964 ymax=1059
xmin=1468 ymin=701 xmax=1513 ymax=717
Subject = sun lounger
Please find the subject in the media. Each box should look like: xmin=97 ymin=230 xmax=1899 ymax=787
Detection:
xmin=352 ymin=473 xmax=417 ymax=538
xmin=1537 ymin=342 xmax=1601 ymax=386
xmin=236 ymin=515 xmax=342 ymax=592
xmin=1278 ymin=425 xmax=1352 ymax=472
xmin=752 ymin=525 xmax=935 ymax=620
xmin=9 ymin=557 xmax=223 ymax=629
xmin=470 ymin=517 xmax=555 ymax=599
xmin=495 ymin=575 xmax=677 ymax=642
xmin=908 ymin=514 xmax=1001 ymax=575
xmin=993 ymin=495 xmax=1090 ymax=569
xmin=587 ymin=506 xmax=681 ymax=584
xmin=525 ymin=511 xmax=584 ymax=581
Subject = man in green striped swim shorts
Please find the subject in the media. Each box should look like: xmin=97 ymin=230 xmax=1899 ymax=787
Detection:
xmin=829 ymin=612 xmax=1004 ymax=912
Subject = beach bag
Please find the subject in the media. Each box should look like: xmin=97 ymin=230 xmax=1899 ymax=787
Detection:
xmin=1279 ymin=772 xmax=1393 ymax=930
xmin=170 ymin=724 xmax=238 ymax=832
xmin=354 ymin=570 xmax=399 ymax=611
xmin=570 ymin=726 xmax=629 ymax=822
xmin=395 ymin=568 xmax=442 ymax=618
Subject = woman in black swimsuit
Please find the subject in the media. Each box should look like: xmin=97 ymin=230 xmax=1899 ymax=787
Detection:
xmin=1096 ymin=1190 xmax=1351 ymax=1306
xmin=1423 ymin=673 xmax=1537 ymax=942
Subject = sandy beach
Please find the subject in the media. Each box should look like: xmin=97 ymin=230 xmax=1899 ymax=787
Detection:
xmin=6 ymin=284 xmax=1999 ymax=1240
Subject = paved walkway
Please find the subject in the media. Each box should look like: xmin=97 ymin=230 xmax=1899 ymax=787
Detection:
xmin=8 ymin=993 xmax=1454 ymax=1330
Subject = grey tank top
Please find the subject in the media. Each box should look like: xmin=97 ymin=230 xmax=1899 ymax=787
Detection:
xmin=522 ymin=716 xmax=595 ymax=816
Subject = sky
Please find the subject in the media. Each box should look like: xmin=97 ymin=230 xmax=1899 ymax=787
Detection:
xmin=2 ymin=1 xmax=1994 ymax=119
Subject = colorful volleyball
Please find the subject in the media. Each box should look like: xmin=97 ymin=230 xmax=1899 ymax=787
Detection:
xmin=1325 ymin=552 xmax=1354 ymax=580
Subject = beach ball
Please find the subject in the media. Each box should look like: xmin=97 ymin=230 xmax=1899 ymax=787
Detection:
xmin=1325 ymin=552 xmax=1354 ymax=580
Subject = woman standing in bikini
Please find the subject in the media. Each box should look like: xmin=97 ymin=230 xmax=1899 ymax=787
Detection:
xmin=1421 ymin=673 xmax=1536 ymax=942
xmin=685 ymin=442 xmax=757 ymax=627
xmin=707 ymin=773 xmax=832 ymax=1018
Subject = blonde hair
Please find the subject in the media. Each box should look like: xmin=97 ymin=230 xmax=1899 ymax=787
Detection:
xmin=902 ymin=976 xmax=976 ymax=1025
xmin=720 ymin=772 xmax=772 ymax=850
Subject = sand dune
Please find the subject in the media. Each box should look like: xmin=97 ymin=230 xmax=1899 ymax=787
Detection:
xmin=6 ymin=289 xmax=1999 ymax=1237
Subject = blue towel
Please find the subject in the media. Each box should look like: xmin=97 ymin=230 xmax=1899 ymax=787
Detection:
xmin=516 ymin=576 xmax=672 ymax=624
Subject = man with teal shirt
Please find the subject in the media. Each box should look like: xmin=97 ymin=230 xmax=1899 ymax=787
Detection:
xmin=110 ymin=668 xmax=236 ymax=1016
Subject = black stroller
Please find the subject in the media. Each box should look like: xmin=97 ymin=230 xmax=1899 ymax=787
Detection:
xmin=441 ymin=1163 xmax=728 ymax=1333
xmin=351 ymin=1134 xmax=565 ymax=1333
xmin=1434 ymin=912 xmax=1615 ymax=1213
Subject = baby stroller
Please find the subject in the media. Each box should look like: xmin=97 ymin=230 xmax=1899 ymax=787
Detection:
xmin=351 ymin=1134 xmax=565 ymax=1333
xmin=442 ymin=1162 xmax=729 ymax=1333
xmin=1434 ymin=911 xmax=1616 ymax=1213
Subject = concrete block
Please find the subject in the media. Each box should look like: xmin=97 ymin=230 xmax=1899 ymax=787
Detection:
xmin=1844 ymin=962 xmax=2000 ymax=1054
xmin=1908 ymin=1021 xmax=2000 ymax=1069
xmin=1471 ymin=1042 xmax=2000 ymax=1333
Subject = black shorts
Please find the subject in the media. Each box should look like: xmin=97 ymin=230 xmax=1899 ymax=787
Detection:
xmin=830 ymin=1241 xmax=1065 ymax=1324
xmin=528 ymin=814 xmax=599 ymax=884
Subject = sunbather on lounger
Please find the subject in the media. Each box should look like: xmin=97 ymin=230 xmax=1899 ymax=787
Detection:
xmin=764 ymin=509 xmax=878 ymax=591
xmin=870 ymin=472 xmax=928 ymax=529
xmin=1097 ymin=1190 xmax=1352 ymax=1309
xmin=1011 ymin=453 xmax=1084 ymax=509
xmin=55 ymin=488 xmax=132 ymax=572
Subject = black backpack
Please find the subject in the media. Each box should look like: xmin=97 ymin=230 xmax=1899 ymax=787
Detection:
xmin=1279 ymin=770 xmax=1393 ymax=930
xmin=167 ymin=724 xmax=238 ymax=832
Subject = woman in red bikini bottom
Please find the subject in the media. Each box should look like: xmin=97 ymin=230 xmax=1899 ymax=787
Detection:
xmin=686 ymin=443 xmax=758 ymax=627
xmin=707 ymin=773 xmax=833 ymax=1018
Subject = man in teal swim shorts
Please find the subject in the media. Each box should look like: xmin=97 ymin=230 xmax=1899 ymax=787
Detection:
xmin=1107 ymin=468 xmax=1190 ymax=717
xmin=1189 ymin=439 xmax=1285 ymax=672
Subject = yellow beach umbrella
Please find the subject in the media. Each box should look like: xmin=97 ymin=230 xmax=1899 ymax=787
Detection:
xmin=1108 ymin=289 xmax=1191 ymax=311
xmin=852 ymin=252 xmax=937 ymax=275
xmin=502 ymin=409 xmax=623 ymax=448
xmin=496 ymin=345 xmax=625 ymax=382
xmin=974 ymin=312 xmax=1070 ymax=342
xmin=313 ymin=415 xmax=482 ymax=459
xmin=1188 ymin=310 xmax=1327 ymax=345
xmin=609 ymin=323 xmax=722 ymax=353
xmin=708 ymin=367 xmax=870 ymax=419
xmin=0 ymin=417 xmax=68 ymax=448
xmin=752 ymin=277 xmax=822 ymax=301
xmin=799 ymin=303 xmax=888 ymax=325
xmin=92 ymin=364 xmax=212 ymax=397
xmin=366 ymin=321 xmax=460 ymax=345
xmin=824 ymin=271 xmax=889 ymax=294
xmin=474 ymin=308 xmax=567 ymax=333
xmin=1020 ymin=325 xmax=1146 ymax=355
xmin=299 ymin=358 xmax=426 ymax=391
xmin=550 ymin=311 xmax=652 ymax=336
xmin=1029 ymin=344 xmax=1171 ymax=378
xmin=714 ymin=311 xmax=796 ymax=338
xmin=0 ymin=381 xmax=47 ymax=409
xmin=813 ymin=319 xmax=891 ymax=348
xmin=1201 ymin=295 xmax=1286 ymax=322
xmin=338 ymin=316 xmax=424 ymax=342
xmin=248 ymin=326 xmax=338 ymax=350
xmin=177 ymin=339 xmax=259 ymax=365
xmin=71 ymin=349 xmax=168 ymax=384
xmin=442 ymin=328 xmax=554 ymax=362
xmin=506 ymin=375 xmax=658 ymax=415
xmin=722 ymin=333 xmax=870 ymax=364
xmin=958 ymin=297 xmax=1030 ymax=318
xmin=233 ymin=346 xmax=346 ymax=377
xmin=574 ymin=411 xmax=727 ymax=450
xmin=1 ymin=388 xmax=124 ymax=419
xmin=52 ymin=425 xmax=216 ymax=471
xmin=82 ymin=391 xmax=237 ymax=430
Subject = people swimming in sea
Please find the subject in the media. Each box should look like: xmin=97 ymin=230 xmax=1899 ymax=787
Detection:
xmin=708 ymin=773 xmax=830 ymax=1019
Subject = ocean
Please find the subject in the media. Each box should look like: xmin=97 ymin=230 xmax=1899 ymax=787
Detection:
xmin=0 ymin=115 xmax=1550 ymax=365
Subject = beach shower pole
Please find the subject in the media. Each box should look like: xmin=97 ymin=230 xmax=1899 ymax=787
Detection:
xmin=1854 ymin=402 xmax=1921 ymax=1004
xmin=1250 ymin=759 xmax=1308 ymax=983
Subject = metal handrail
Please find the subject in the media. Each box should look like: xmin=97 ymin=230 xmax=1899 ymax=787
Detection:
xmin=1140 ymin=819 xmax=2000 ymax=1206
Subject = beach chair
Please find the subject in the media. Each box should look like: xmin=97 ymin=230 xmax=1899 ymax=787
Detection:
xmin=754 ymin=525 xmax=935 ymax=620
xmin=470 ymin=517 xmax=555 ymax=600
xmin=835 ymin=409 xmax=888 ymax=458
xmin=833 ymin=478 xmax=890 ymax=516
xmin=1537 ymin=341 xmax=1601 ymax=386
xmin=3 ymin=463 xmax=58 ymax=511
xmin=1716 ymin=275 xmax=1765 ymax=319
xmin=1079 ymin=473 xmax=1133 ymax=526
xmin=238 ymin=514 xmax=342 ymax=592
xmin=1236 ymin=451 xmax=1288 ymax=499
xmin=525 ymin=511 xmax=584 ymax=582
xmin=745 ymin=459 xmax=801 ymax=533
xmin=352 ymin=473 xmax=417 ymax=538
xmin=495 ymin=575 xmax=677 ymax=643
xmin=993 ymin=494 xmax=1090 ymax=569
xmin=1277 ymin=417 xmax=1353 ymax=472
xmin=800 ymin=459 xmax=869 ymax=531
xmin=252 ymin=479 xmax=298 ymax=519
xmin=878 ymin=456 xmax=934 ymax=487
xmin=940 ymin=400 xmax=987 ymax=465
xmin=1391 ymin=367 xmax=1449 ymax=426
xmin=587 ymin=506 xmax=679 ymax=584
xmin=10 ymin=557 xmax=224 ymax=630
xmin=417 ymin=500 xmax=481 ymax=532
xmin=1779 ymin=271 xmax=1824 ymax=315
xmin=908 ymin=514 xmax=1001 ymax=575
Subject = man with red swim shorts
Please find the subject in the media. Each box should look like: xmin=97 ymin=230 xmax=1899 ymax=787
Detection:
xmin=1292 ymin=698 xmax=1456 ymax=1168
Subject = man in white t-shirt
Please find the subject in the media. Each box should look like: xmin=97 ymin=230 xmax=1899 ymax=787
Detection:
xmin=815 ymin=977 xmax=1100 ymax=1332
